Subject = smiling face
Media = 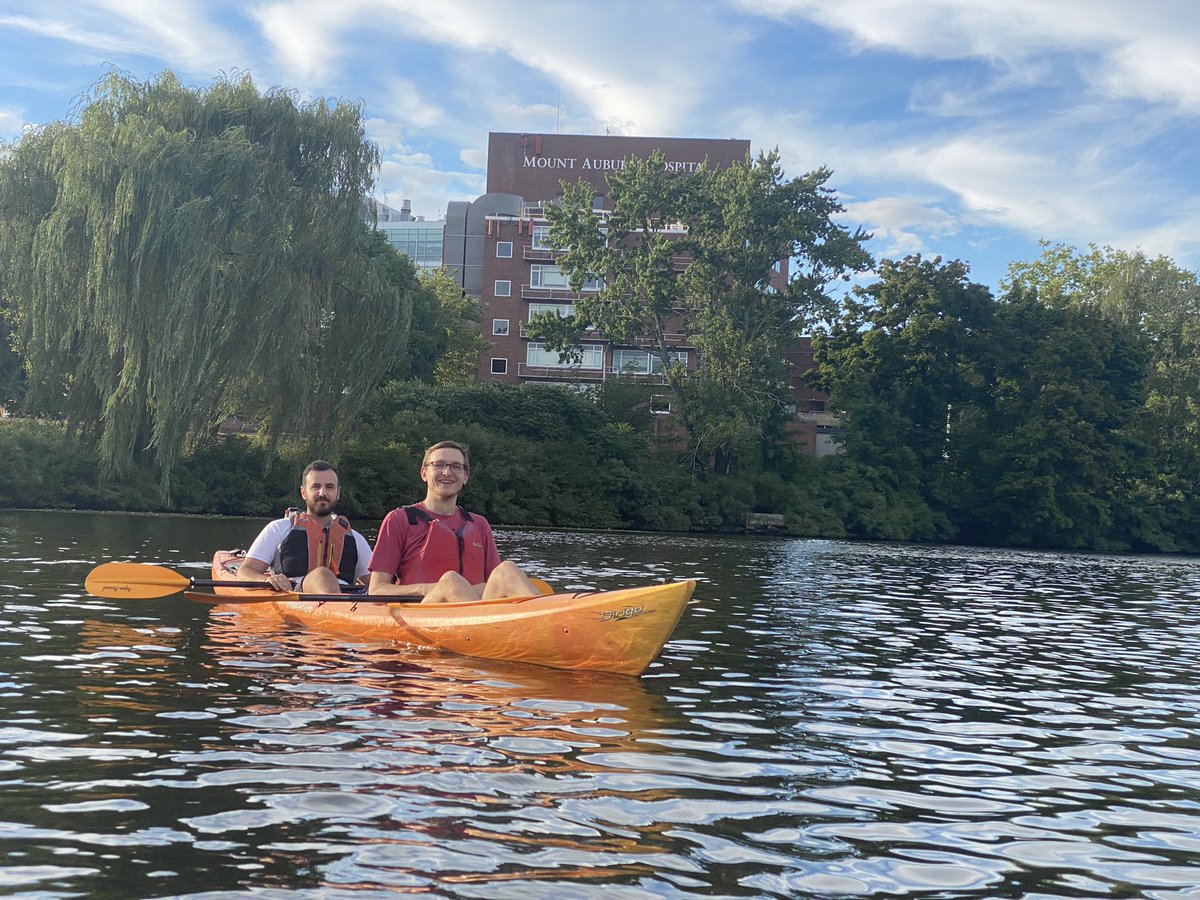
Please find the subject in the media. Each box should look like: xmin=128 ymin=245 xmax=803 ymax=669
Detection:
xmin=300 ymin=467 xmax=340 ymax=517
xmin=421 ymin=446 xmax=469 ymax=504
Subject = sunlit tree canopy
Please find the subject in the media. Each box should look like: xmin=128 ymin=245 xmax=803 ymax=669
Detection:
xmin=0 ymin=69 xmax=416 ymax=497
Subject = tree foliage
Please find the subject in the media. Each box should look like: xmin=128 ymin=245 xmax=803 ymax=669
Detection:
xmin=1004 ymin=243 xmax=1200 ymax=549
xmin=0 ymin=69 xmax=415 ymax=497
xmin=396 ymin=268 xmax=489 ymax=386
xmin=812 ymin=257 xmax=993 ymax=540
xmin=814 ymin=255 xmax=1160 ymax=549
xmin=539 ymin=150 xmax=871 ymax=473
xmin=0 ymin=306 xmax=22 ymax=409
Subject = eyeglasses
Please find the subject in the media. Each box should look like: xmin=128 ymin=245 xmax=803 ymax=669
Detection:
xmin=425 ymin=461 xmax=466 ymax=473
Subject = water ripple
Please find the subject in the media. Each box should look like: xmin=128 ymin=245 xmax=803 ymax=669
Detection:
xmin=2 ymin=513 xmax=1200 ymax=896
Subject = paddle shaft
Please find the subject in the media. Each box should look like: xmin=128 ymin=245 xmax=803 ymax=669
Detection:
xmin=184 ymin=590 xmax=423 ymax=604
xmin=84 ymin=561 xmax=542 ymax=605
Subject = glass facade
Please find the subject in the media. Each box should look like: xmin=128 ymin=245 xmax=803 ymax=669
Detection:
xmin=377 ymin=224 xmax=444 ymax=271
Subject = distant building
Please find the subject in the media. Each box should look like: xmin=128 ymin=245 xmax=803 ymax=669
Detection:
xmin=440 ymin=131 xmax=838 ymax=453
xmin=368 ymin=198 xmax=444 ymax=272
xmin=445 ymin=132 xmax=750 ymax=387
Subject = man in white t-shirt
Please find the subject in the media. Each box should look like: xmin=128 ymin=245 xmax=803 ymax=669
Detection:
xmin=238 ymin=460 xmax=372 ymax=594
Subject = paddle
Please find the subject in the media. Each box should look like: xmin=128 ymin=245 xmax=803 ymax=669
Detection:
xmin=181 ymin=590 xmax=409 ymax=605
xmin=181 ymin=578 xmax=556 ymax=606
xmin=84 ymin=561 xmax=421 ymax=603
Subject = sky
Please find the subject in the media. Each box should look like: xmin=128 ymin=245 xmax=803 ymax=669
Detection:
xmin=2 ymin=0 xmax=1198 ymax=292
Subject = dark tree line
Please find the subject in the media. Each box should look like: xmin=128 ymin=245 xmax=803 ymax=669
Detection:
xmin=813 ymin=249 xmax=1199 ymax=552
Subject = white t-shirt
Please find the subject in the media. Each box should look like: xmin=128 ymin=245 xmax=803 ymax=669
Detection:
xmin=244 ymin=517 xmax=372 ymax=586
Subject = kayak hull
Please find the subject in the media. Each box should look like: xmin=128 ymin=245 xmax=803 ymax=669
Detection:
xmin=210 ymin=551 xmax=692 ymax=676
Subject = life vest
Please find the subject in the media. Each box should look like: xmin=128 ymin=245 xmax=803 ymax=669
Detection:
xmin=278 ymin=510 xmax=358 ymax=583
xmin=399 ymin=505 xmax=486 ymax=585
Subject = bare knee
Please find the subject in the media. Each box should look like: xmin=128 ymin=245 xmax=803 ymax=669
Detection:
xmin=301 ymin=566 xmax=340 ymax=594
xmin=423 ymin=571 xmax=478 ymax=604
xmin=481 ymin=561 xmax=535 ymax=599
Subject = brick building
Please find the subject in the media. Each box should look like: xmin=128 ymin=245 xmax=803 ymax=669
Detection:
xmin=443 ymin=131 xmax=838 ymax=453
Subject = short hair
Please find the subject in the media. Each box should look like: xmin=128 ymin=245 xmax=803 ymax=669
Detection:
xmin=422 ymin=441 xmax=470 ymax=471
xmin=301 ymin=460 xmax=338 ymax=483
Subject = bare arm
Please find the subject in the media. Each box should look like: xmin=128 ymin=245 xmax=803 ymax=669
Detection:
xmin=236 ymin=556 xmax=292 ymax=592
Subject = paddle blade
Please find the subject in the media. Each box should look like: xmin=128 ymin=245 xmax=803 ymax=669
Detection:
xmin=530 ymin=578 xmax=554 ymax=596
xmin=85 ymin=562 xmax=191 ymax=599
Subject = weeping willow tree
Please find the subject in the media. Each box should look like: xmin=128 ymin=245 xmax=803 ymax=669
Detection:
xmin=0 ymin=69 xmax=415 ymax=499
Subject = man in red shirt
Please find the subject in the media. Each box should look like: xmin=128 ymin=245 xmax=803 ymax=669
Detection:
xmin=368 ymin=441 xmax=539 ymax=603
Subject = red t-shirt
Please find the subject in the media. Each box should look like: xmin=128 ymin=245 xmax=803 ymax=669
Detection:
xmin=368 ymin=503 xmax=501 ymax=585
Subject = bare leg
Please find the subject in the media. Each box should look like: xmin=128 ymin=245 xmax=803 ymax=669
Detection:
xmin=480 ymin=560 xmax=539 ymax=599
xmin=300 ymin=566 xmax=342 ymax=594
xmin=421 ymin=571 xmax=483 ymax=604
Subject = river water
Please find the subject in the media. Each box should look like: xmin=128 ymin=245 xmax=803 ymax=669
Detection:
xmin=2 ymin=509 xmax=1200 ymax=898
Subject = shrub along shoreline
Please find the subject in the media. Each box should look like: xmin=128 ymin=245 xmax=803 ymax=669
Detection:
xmin=3 ymin=378 xmax=1196 ymax=555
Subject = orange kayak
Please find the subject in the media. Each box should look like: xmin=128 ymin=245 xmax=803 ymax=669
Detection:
xmin=210 ymin=551 xmax=693 ymax=676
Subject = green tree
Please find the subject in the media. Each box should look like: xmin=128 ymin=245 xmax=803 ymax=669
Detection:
xmin=954 ymin=288 xmax=1150 ymax=548
xmin=0 ymin=69 xmax=414 ymax=498
xmin=0 ymin=301 xmax=22 ymax=409
xmin=812 ymin=256 xmax=994 ymax=540
xmin=398 ymin=268 xmax=489 ymax=386
xmin=1004 ymin=243 xmax=1200 ymax=550
xmin=539 ymin=150 xmax=871 ymax=473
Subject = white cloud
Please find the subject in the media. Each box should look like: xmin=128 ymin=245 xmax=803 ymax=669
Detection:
xmin=459 ymin=147 xmax=486 ymax=169
xmin=251 ymin=0 xmax=367 ymax=83
xmin=736 ymin=0 xmax=1200 ymax=111
xmin=378 ymin=77 xmax=444 ymax=130
xmin=376 ymin=155 xmax=484 ymax=221
xmin=1 ymin=2 xmax=252 ymax=79
xmin=839 ymin=197 xmax=959 ymax=261
xmin=352 ymin=0 xmax=746 ymax=134
xmin=0 ymin=12 xmax=132 ymax=55
xmin=92 ymin=0 xmax=249 ymax=74
xmin=0 ymin=106 xmax=25 ymax=138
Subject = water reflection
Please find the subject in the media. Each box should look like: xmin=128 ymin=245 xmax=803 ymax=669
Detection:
xmin=3 ymin=511 xmax=1200 ymax=896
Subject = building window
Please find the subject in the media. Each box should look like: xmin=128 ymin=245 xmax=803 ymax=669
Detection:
xmin=494 ymin=279 xmax=511 ymax=297
xmin=650 ymin=394 xmax=671 ymax=415
xmin=612 ymin=349 xmax=687 ymax=374
xmin=531 ymin=225 xmax=555 ymax=250
xmin=491 ymin=358 xmax=508 ymax=375
xmin=529 ymin=264 xmax=602 ymax=292
xmin=528 ymin=302 xmax=574 ymax=319
xmin=496 ymin=241 xmax=513 ymax=258
xmin=493 ymin=319 xmax=509 ymax=336
xmin=526 ymin=342 xmax=603 ymax=370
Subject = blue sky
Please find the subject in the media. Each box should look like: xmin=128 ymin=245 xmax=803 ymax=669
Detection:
xmin=2 ymin=0 xmax=1198 ymax=291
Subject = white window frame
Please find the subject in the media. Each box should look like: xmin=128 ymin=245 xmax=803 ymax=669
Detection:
xmin=612 ymin=349 xmax=687 ymax=374
xmin=494 ymin=279 xmax=511 ymax=297
xmin=530 ymin=264 xmax=603 ymax=292
xmin=526 ymin=342 xmax=603 ymax=370
xmin=492 ymin=318 xmax=509 ymax=336
xmin=496 ymin=241 xmax=513 ymax=258
xmin=490 ymin=357 xmax=508 ymax=375
xmin=528 ymin=302 xmax=574 ymax=319
xmin=531 ymin=225 xmax=556 ymax=250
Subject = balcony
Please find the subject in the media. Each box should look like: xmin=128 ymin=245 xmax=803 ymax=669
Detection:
xmin=520 ymin=285 xmax=600 ymax=301
xmin=523 ymin=247 xmax=558 ymax=261
xmin=517 ymin=364 xmax=606 ymax=382
xmin=518 ymin=323 xmax=605 ymax=340
xmin=796 ymin=410 xmax=843 ymax=426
